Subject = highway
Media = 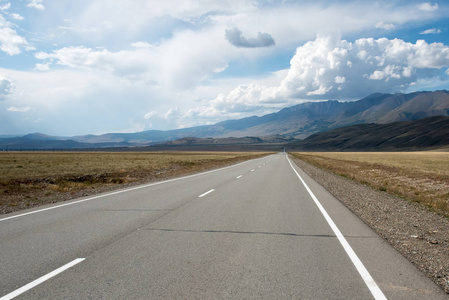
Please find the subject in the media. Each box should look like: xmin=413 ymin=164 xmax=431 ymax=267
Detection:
xmin=1 ymin=153 xmax=447 ymax=299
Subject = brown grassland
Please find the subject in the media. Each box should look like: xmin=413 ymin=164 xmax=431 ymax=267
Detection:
xmin=291 ymin=152 xmax=449 ymax=217
xmin=0 ymin=151 xmax=271 ymax=214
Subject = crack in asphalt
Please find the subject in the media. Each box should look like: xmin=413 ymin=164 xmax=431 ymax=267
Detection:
xmin=142 ymin=228 xmax=375 ymax=239
xmin=143 ymin=228 xmax=341 ymax=238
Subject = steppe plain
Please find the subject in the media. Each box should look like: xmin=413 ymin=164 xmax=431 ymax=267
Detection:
xmin=0 ymin=151 xmax=270 ymax=214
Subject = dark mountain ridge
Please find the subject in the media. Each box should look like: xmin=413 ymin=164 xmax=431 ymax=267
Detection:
xmin=289 ymin=116 xmax=449 ymax=151
xmin=217 ymin=90 xmax=446 ymax=139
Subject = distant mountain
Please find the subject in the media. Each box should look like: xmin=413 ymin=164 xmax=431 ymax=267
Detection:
xmin=71 ymin=126 xmax=226 ymax=144
xmin=0 ymin=132 xmax=130 ymax=150
xmin=137 ymin=135 xmax=294 ymax=151
xmin=289 ymin=116 xmax=449 ymax=151
xmin=210 ymin=90 xmax=449 ymax=139
xmin=0 ymin=136 xmax=92 ymax=150
xmin=165 ymin=135 xmax=293 ymax=146
xmin=21 ymin=133 xmax=64 ymax=140
xmin=69 ymin=90 xmax=449 ymax=144
xmin=1 ymin=90 xmax=448 ymax=150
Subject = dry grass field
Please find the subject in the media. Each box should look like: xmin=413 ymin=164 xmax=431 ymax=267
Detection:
xmin=0 ymin=151 xmax=270 ymax=214
xmin=291 ymin=152 xmax=449 ymax=217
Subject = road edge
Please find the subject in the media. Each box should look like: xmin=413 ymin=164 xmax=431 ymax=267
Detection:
xmin=289 ymin=154 xmax=449 ymax=294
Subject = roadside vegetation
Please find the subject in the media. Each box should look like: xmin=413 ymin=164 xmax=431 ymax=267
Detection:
xmin=291 ymin=152 xmax=449 ymax=217
xmin=0 ymin=151 xmax=271 ymax=214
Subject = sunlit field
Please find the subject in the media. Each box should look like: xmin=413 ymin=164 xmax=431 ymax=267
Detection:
xmin=0 ymin=151 xmax=271 ymax=214
xmin=291 ymin=152 xmax=449 ymax=216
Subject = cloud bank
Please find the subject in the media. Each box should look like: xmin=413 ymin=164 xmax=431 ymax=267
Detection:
xmin=279 ymin=35 xmax=449 ymax=99
xmin=192 ymin=35 xmax=449 ymax=120
xmin=2 ymin=0 xmax=449 ymax=135
xmin=225 ymin=27 xmax=275 ymax=48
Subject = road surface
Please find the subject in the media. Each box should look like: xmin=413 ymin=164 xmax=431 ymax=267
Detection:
xmin=1 ymin=153 xmax=447 ymax=299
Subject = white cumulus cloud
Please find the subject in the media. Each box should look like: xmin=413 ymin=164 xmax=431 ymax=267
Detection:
xmin=27 ymin=0 xmax=45 ymax=10
xmin=193 ymin=34 xmax=449 ymax=121
xmin=0 ymin=3 xmax=10 ymax=11
xmin=0 ymin=27 xmax=31 ymax=55
xmin=278 ymin=35 xmax=449 ymax=99
xmin=144 ymin=111 xmax=158 ymax=120
xmin=0 ymin=15 xmax=32 ymax=55
xmin=375 ymin=22 xmax=395 ymax=30
xmin=7 ymin=106 xmax=31 ymax=112
xmin=420 ymin=28 xmax=442 ymax=34
xmin=164 ymin=107 xmax=181 ymax=120
xmin=34 ymin=63 xmax=50 ymax=71
xmin=0 ymin=74 xmax=13 ymax=100
xmin=418 ymin=2 xmax=439 ymax=12
xmin=10 ymin=13 xmax=24 ymax=21
xmin=35 ymin=46 xmax=155 ymax=80
xmin=334 ymin=76 xmax=346 ymax=84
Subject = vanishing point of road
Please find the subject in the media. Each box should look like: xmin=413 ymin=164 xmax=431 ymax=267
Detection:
xmin=1 ymin=153 xmax=447 ymax=299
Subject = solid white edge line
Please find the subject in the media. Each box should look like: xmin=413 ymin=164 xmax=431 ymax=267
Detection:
xmin=1 ymin=258 xmax=85 ymax=300
xmin=286 ymin=155 xmax=387 ymax=300
xmin=198 ymin=189 xmax=215 ymax=198
xmin=0 ymin=156 xmax=263 ymax=222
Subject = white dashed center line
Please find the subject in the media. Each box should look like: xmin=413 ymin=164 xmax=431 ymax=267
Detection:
xmin=198 ymin=189 xmax=215 ymax=198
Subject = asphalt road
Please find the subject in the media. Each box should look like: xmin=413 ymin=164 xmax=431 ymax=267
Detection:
xmin=1 ymin=153 xmax=447 ymax=299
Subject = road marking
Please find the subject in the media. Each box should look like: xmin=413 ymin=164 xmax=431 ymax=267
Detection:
xmin=251 ymin=169 xmax=255 ymax=172
xmin=1 ymin=258 xmax=85 ymax=300
xmin=236 ymin=175 xmax=243 ymax=179
xmin=0 ymin=157 xmax=265 ymax=222
xmin=198 ymin=189 xmax=215 ymax=198
xmin=287 ymin=156 xmax=387 ymax=300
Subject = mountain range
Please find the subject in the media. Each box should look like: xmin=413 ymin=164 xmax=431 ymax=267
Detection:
xmin=210 ymin=90 xmax=449 ymax=139
xmin=289 ymin=115 xmax=449 ymax=151
xmin=1 ymin=90 xmax=448 ymax=150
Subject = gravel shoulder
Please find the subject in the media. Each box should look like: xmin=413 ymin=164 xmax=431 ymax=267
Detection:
xmin=290 ymin=155 xmax=449 ymax=294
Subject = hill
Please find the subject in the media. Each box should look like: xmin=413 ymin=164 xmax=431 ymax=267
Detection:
xmin=138 ymin=135 xmax=293 ymax=151
xmin=289 ymin=116 xmax=449 ymax=151
xmin=0 ymin=135 xmax=128 ymax=151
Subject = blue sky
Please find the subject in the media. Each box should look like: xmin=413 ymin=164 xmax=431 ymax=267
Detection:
xmin=1 ymin=0 xmax=449 ymax=136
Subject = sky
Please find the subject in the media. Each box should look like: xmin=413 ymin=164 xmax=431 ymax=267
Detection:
xmin=1 ymin=0 xmax=449 ymax=136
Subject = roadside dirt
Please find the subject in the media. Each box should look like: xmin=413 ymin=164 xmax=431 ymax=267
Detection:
xmin=290 ymin=155 xmax=449 ymax=294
